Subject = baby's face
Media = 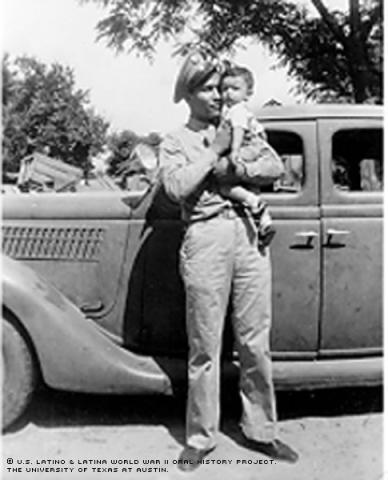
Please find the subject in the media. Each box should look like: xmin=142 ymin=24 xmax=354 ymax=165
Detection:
xmin=221 ymin=75 xmax=249 ymax=107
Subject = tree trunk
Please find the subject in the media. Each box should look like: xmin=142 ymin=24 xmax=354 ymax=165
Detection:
xmin=347 ymin=0 xmax=372 ymax=102
xmin=311 ymin=0 xmax=373 ymax=103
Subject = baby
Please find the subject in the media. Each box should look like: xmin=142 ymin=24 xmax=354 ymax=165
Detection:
xmin=215 ymin=64 xmax=278 ymax=246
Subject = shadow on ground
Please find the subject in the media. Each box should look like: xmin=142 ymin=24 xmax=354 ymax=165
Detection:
xmin=5 ymin=383 xmax=382 ymax=443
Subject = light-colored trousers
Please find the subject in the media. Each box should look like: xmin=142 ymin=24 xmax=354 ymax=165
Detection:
xmin=180 ymin=213 xmax=277 ymax=450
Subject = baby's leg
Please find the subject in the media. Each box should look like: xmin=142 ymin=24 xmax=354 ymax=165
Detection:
xmin=219 ymin=183 xmax=276 ymax=247
xmin=219 ymin=184 xmax=259 ymax=210
xmin=247 ymin=186 xmax=276 ymax=248
xmin=246 ymin=185 xmax=267 ymax=216
xmin=260 ymin=206 xmax=273 ymax=229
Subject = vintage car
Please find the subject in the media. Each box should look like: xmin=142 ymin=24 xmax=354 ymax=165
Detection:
xmin=2 ymin=105 xmax=383 ymax=431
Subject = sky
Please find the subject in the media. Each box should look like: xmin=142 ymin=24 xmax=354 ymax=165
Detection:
xmin=3 ymin=0 xmax=349 ymax=135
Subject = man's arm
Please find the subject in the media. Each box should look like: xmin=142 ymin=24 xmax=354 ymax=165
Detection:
xmin=159 ymin=134 xmax=217 ymax=202
xmin=160 ymin=124 xmax=232 ymax=202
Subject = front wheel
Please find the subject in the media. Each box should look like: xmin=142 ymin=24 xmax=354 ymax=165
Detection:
xmin=2 ymin=313 xmax=37 ymax=431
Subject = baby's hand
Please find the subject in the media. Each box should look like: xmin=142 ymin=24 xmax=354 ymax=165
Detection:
xmin=211 ymin=120 xmax=232 ymax=156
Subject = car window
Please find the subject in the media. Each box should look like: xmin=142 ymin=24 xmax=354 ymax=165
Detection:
xmin=265 ymin=130 xmax=304 ymax=193
xmin=331 ymin=128 xmax=383 ymax=192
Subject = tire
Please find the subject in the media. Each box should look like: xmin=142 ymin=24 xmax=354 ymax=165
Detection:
xmin=2 ymin=314 xmax=37 ymax=431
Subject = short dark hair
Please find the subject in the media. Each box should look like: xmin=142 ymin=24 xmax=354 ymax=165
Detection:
xmin=223 ymin=65 xmax=255 ymax=96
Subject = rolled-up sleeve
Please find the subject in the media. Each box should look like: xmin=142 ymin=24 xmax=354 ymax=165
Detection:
xmin=159 ymin=133 xmax=217 ymax=202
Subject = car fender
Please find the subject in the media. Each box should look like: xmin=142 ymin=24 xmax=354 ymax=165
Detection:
xmin=2 ymin=254 xmax=172 ymax=394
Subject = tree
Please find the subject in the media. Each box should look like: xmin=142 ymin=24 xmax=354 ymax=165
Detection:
xmin=2 ymin=54 xmax=109 ymax=174
xmin=106 ymin=129 xmax=162 ymax=177
xmin=80 ymin=0 xmax=383 ymax=103
xmin=106 ymin=129 xmax=139 ymax=176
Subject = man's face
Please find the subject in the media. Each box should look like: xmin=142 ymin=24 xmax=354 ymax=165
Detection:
xmin=186 ymin=72 xmax=222 ymax=122
xmin=221 ymin=75 xmax=249 ymax=108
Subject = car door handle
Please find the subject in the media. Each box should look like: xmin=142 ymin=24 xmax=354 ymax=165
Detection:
xmin=326 ymin=228 xmax=350 ymax=236
xmin=295 ymin=231 xmax=319 ymax=240
xmin=292 ymin=231 xmax=318 ymax=248
xmin=80 ymin=301 xmax=105 ymax=315
xmin=325 ymin=228 xmax=350 ymax=248
xmin=295 ymin=230 xmax=318 ymax=238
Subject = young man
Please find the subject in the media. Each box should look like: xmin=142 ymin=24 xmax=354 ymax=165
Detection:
xmin=159 ymin=50 xmax=298 ymax=471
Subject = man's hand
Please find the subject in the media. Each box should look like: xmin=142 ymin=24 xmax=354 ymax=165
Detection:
xmin=211 ymin=120 xmax=232 ymax=157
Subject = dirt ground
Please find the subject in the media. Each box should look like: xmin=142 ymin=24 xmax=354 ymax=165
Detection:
xmin=2 ymin=386 xmax=383 ymax=480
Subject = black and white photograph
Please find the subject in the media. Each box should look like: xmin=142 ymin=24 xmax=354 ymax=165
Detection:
xmin=2 ymin=0 xmax=383 ymax=479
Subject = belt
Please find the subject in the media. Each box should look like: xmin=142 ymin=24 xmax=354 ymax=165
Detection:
xmin=186 ymin=206 xmax=251 ymax=224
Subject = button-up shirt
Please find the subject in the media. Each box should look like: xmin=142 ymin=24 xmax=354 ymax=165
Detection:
xmin=159 ymin=121 xmax=232 ymax=223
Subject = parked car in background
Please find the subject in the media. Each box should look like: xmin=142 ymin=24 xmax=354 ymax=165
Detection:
xmin=2 ymin=105 xmax=383 ymax=431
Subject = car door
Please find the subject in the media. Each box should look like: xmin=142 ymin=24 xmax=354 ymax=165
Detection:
xmin=318 ymin=117 xmax=383 ymax=356
xmin=263 ymin=121 xmax=320 ymax=358
xmin=127 ymin=120 xmax=321 ymax=358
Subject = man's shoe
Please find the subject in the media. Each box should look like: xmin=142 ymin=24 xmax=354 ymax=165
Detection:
xmin=242 ymin=437 xmax=298 ymax=463
xmin=177 ymin=445 xmax=215 ymax=472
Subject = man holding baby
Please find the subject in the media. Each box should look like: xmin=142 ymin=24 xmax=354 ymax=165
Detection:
xmin=159 ymin=50 xmax=298 ymax=471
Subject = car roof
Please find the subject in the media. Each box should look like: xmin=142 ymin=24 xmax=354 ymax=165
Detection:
xmin=254 ymin=104 xmax=383 ymax=121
